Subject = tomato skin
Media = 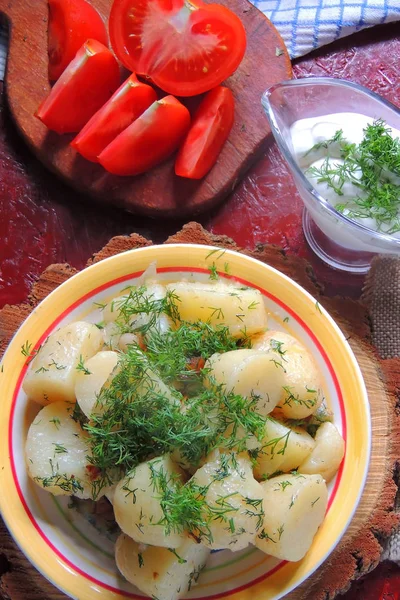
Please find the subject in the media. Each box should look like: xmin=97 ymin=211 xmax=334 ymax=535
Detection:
xmin=36 ymin=40 xmax=120 ymax=134
xmin=175 ymin=86 xmax=234 ymax=179
xmin=70 ymin=74 xmax=157 ymax=162
xmin=98 ymin=95 xmax=191 ymax=176
xmin=109 ymin=0 xmax=246 ymax=97
xmin=48 ymin=0 xmax=108 ymax=81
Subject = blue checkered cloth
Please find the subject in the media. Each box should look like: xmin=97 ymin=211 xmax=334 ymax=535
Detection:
xmin=253 ymin=0 xmax=400 ymax=58
xmin=0 ymin=1 xmax=399 ymax=77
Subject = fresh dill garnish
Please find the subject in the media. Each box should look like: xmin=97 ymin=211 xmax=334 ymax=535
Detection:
xmin=144 ymin=320 xmax=239 ymax=385
xmin=208 ymin=263 xmax=219 ymax=281
xmin=304 ymin=129 xmax=344 ymax=156
xmin=49 ymin=359 xmax=66 ymax=370
xmin=138 ymin=553 xmax=144 ymax=568
xmin=282 ymin=386 xmax=317 ymax=409
xmin=76 ymin=355 xmax=91 ymax=375
xmin=311 ymin=497 xmax=320 ymax=507
xmin=53 ymin=443 xmax=68 ymax=454
xmin=305 ymin=120 xmax=400 ymax=233
xmin=111 ymin=286 xmax=180 ymax=335
xmin=168 ymin=548 xmax=187 ymax=564
xmin=21 ymin=340 xmax=33 ymax=357
xmin=35 ymin=471 xmax=83 ymax=494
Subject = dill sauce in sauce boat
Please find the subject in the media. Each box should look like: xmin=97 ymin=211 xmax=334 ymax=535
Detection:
xmin=290 ymin=112 xmax=400 ymax=238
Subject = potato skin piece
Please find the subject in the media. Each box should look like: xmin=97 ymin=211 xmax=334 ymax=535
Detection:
xmin=115 ymin=534 xmax=210 ymax=600
xmin=299 ymin=422 xmax=345 ymax=482
xmin=25 ymin=401 xmax=96 ymax=499
xmin=255 ymin=473 xmax=328 ymax=561
xmin=23 ymin=322 xmax=103 ymax=405
xmin=113 ymin=455 xmax=186 ymax=548
xmin=166 ymin=281 xmax=267 ymax=338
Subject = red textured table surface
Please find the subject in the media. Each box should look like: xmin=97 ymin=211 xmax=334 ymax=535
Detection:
xmin=1 ymin=19 xmax=400 ymax=599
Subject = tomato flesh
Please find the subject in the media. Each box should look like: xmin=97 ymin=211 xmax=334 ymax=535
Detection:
xmin=175 ymin=85 xmax=234 ymax=179
xmin=71 ymin=74 xmax=157 ymax=162
xmin=109 ymin=0 xmax=246 ymax=96
xmin=48 ymin=0 xmax=108 ymax=81
xmin=37 ymin=40 xmax=120 ymax=134
xmin=98 ymin=95 xmax=191 ymax=176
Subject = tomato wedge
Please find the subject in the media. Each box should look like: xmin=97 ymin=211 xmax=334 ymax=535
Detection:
xmin=175 ymin=85 xmax=234 ymax=179
xmin=48 ymin=0 xmax=108 ymax=81
xmin=109 ymin=0 xmax=246 ymax=97
xmin=71 ymin=74 xmax=157 ymax=162
xmin=37 ymin=40 xmax=120 ymax=134
xmin=98 ymin=95 xmax=191 ymax=176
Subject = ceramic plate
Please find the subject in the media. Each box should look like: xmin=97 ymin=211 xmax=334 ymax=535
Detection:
xmin=0 ymin=244 xmax=371 ymax=600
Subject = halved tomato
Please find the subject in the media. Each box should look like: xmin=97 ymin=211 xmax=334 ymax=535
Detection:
xmin=109 ymin=0 xmax=246 ymax=97
xmin=175 ymin=85 xmax=234 ymax=179
xmin=48 ymin=0 xmax=108 ymax=81
xmin=98 ymin=95 xmax=191 ymax=176
xmin=37 ymin=40 xmax=120 ymax=134
xmin=71 ymin=74 xmax=157 ymax=162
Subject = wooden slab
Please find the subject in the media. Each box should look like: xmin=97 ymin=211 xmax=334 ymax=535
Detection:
xmin=0 ymin=0 xmax=291 ymax=219
xmin=0 ymin=222 xmax=399 ymax=600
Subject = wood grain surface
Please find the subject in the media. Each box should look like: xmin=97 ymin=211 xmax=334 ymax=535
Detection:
xmin=0 ymin=0 xmax=291 ymax=219
xmin=0 ymin=222 xmax=399 ymax=600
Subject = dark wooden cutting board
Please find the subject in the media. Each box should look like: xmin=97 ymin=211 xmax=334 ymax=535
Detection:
xmin=0 ymin=0 xmax=291 ymax=218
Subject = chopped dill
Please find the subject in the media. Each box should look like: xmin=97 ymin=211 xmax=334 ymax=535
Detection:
xmin=305 ymin=120 xmax=400 ymax=233
xmin=76 ymin=355 xmax=91 ymax=375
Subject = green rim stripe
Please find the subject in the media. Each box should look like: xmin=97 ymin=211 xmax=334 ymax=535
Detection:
xmin=51 ymin=496 xmax=114 ymax=559
xmin=203 ymin=547 xmax=258 ymax=573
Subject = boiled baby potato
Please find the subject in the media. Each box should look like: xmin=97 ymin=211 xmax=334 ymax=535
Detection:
xmin=26 ymin=401 xmax=96 ymax=499
xmin=165 ymin=281 xmax=267 ymax=338
xmin=255 ymin=473 xmax=328 ymax=561
xmin=75 ymin=350 xmax=119 ymax=418
xmin=299 ymin=422 xmax=345 ymax=482
xmin=116 ymin=534 xmax=210 ymax=600
xmin=103 ymin=283 xmax=171 ymax=333
xmin=252 ymin=330 xmax=323 ymax=419
xmin=192 ymin=452 xmax=264 ymax=550
xmin=206 ymin=349 xmax=285 ymax=416
xmin=23 ymin=322 xmax=103 ymax=405
xmin=113 ymin=455 xmax=186 ymax=548
xmin=254 ymin=418 xmax=315 ymax=479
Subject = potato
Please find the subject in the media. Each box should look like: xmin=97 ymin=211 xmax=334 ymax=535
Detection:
xmin=116 ymin=534 xmax=210 ymax=600
xmin=254 ymin=419 xmax=315 ymax=479
xmin=252 ymin=331 xmax=323 ymax=419
xmin=166 ymin=281 xmax=267 ymax=338
xmin=299 ymin=422 xmax=345 ymax=482
xmin=26 ymin=401 xmax=96 ymax=499
xmin=113 ymin=455 xmax=186 ymax=548
xmin=75 ymin=351 xmax=119 ymax=418
xmin=103 ymin=284 xmax=171 ymax=333
xmin=206 ymin=349 xmax=285 ymax=416
xmin=23 ymin=322 xmax=103 ymax=405
xmin=118 ymin=333 xmax=141 ymax=352
xmin=255 ymin=473 xmax=328 ymax=561
xmin=192 ymin=452 xmax=264 ymax=550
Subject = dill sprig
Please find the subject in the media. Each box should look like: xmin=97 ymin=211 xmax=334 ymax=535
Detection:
xmin=144 ymin=321 xmax=239 ymax=385
xmin=107 ymin=286 xmax=180 ymax=335
xmin=305 ymin=119 xmax=400 ymax=233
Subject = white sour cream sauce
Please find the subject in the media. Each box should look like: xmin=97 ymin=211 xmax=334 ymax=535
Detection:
xmin=290 ymin=112 xmax=400 ymax=239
